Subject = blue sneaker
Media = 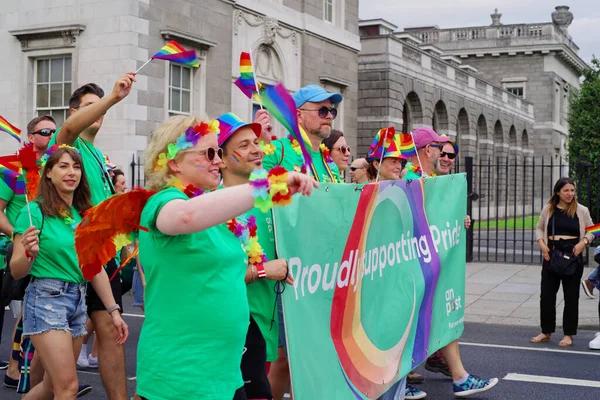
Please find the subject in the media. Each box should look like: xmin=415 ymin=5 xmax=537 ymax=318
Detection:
xmin=405 ymin=384 xmax=427 ymax=399
xmin=453 ymin=375 xmax=498 ymax=397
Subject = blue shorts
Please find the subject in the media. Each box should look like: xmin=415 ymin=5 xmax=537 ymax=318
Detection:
xmin=132 ymin=267 xmax=144 ymax=308
xmin=23 ymin=278 xmax=88 ymax=338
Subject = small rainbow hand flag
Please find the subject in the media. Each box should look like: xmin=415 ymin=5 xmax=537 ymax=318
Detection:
xmin=0 ymin=115 xmax=21 ymax=143
xmin=399 ymin=133 xmax=417 ymax=158
xmin=256 ymin=83 xmax=313 ymax=170
xmin=152 ymin=40 xmax=199 ymax=68
xmin=585 ymin=223 xmax=600 ymax=237
xmin=0 ymin=166 xmax=25 ymax=195
xmin=234 ymin=52 xmax=262 ymax=99
xmin=370 ymin=127 xmax=395 ymax=157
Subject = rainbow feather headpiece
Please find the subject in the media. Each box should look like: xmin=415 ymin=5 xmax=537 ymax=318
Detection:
xmin=40 ymin=144 xmax=80 ymax=168
xmin=154 ymin=120 xmax=220 ymax=171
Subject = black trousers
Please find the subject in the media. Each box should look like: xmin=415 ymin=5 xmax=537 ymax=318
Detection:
xmin=540 ymin=241 xmax=584 ymax=335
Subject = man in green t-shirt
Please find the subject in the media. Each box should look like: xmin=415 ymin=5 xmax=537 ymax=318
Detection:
xmin=217 ymin=112 xmax=294 ymax=399
xmin=51 ymin=73 xmax=135 ymax=400
xmin=1 ymin=115 xmax=56 ymax=383
xmin=263 ymin=85 xmax=342 ymax=183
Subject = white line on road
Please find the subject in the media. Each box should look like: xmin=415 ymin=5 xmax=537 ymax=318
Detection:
xmin=123 ymin=313 xmax=145 ymax=318
xmin=459 ymin=341 xmax=600 ymax=356
xmin=504 ymin=373 xmax=600 ymax=388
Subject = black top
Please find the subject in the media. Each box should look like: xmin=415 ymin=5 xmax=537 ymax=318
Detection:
xmin=548 ymin=207 xmax=579 ymax=237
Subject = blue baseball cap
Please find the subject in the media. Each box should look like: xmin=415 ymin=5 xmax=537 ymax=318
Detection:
xmin=292 ymin=85 xmax=343 ymax=108
xmin=216 ymin=112 xmax=262 ymax=147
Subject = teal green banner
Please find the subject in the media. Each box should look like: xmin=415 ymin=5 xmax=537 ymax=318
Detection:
xmin=273 ymin=175 xmax=467 ymax=399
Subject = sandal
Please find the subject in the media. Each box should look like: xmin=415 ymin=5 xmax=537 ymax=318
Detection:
xmin=530 ymin=333 xmax=551 ymax=343
xmin=559 ymin=336 xmax=573 ymax=347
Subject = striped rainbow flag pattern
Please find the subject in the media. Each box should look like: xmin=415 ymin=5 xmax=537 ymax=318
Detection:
xmin=399 ymin=133 xmax=417 ymax=158
xmin=585 ymin=223 xmax=600 ymax=237
xmin=152 ymin=40 xmax=199 ymax=68
xmin=0 ymin=115 xmax=21 ymax=143
xmin=234 ymin=52 xmax=261 ymax=98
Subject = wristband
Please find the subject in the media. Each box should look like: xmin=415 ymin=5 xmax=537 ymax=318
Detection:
xmin=107 ymin=304 xmax=121 ymax=315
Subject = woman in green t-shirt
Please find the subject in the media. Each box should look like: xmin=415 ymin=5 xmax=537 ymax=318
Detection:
xmin=11 ymin=147 xmax=128 ymax=399
xmin=136 ymin=115 xmax=316 ymax=400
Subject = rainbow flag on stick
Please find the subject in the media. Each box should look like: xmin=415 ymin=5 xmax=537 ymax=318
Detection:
xmin=585 ymin=223 xmax=600 ymax=237
xmin=234 ymin=52 xmax=262 ymax=99
xmin=399 ymin=133 xmax=417 ymax=158
xmin=136 ymin=40 xmax=200 ymax=73
xmin=0 ymin=115 xmax=21 ymax=143
xmin=1 ymin=166 xmax=25 ymax=195
xmin=369 ymin=127 xmax=395 ymax=157
xmin=256 ymin=83 xmax=313 ymax=171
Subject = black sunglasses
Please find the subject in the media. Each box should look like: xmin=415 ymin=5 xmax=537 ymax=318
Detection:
xmin=440 ymin=152 xmax=456 ymax=160
xmin=300 ymin=106 xmax=338 ymax=119
xmin=350 ymin=166 xmax=364 ymax=172
xmin=333 ymin=145 xmax=351 ymax=155
xmin=32 ymin=128 xmax=55 ymax=137
xmin=186 ymin=147 xmax=224 ymax=162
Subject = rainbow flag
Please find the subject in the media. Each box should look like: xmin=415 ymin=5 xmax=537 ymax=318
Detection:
xmin=0 ymin=154 xmax=21 ymax=173
xmin=0 ymin=166 xmax=25 ymax=195
xmin=256 ymin=83 xmax=313 ymax=169
xmin=400 ymin=133 xmax=417 ymax=158
xmin=234 ymin=52 xmax=261 ymax=98
xmin=152 ymin=40 xmax=199 ymax=68
xmin=369 ymin=127 xmax=395 ymax=157
xmin=585 ymin=223 xmax=600 ymax=237
xmin=0 ymin=115 xmax=21 ymax=143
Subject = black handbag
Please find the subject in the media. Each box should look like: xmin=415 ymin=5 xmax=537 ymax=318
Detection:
xmin=548 ymin=213 xmax=580 ymax=277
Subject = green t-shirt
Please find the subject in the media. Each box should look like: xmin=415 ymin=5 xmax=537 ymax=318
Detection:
xmin=403 ymin=162 xmax=423 ymax=180
xmin=13 ymin=202 xmax=84 ymax=284
xmin=137 ymin=188 xmax=248 ymax=400
xmin=246 ymin=207 xmax=279 ymax=362
xmin=49 ymin=133 xmax=114 ymax=206
xmin=263 ymin=137 xmax=340 ymax=183
xmin=0 ymin=179 xmax=27 ymax=229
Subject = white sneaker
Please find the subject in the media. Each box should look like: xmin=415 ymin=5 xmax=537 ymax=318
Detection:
xmin=77 ymin=351 xmax=89 ymax=368
xmin=589 ymin=332 xmax=600 ymax=350
xmin=87 ymin=355 xmax=98 ymax=368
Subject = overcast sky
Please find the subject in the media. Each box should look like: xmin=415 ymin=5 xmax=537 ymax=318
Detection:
xmin=359 ymin=1 xmax=598 ymax=64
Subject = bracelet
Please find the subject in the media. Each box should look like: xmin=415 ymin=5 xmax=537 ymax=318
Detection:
xmin=250 ymin=265 xmax=257 ymax=283
xmin=107 ymin=304 xmax=121 ymax=315
xmin=249 ymin=166 xmax=292 ymax=212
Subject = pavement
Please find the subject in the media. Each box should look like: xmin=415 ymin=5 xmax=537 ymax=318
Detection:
xmin=465 ymin=262 xmax=600 ymax=331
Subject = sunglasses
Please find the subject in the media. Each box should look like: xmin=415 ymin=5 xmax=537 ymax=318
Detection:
xmin=333 ymin=145 xmax=351 ymax=155
xmin=185 ymin=147 xmax=224 ymax=162
xmin=32 ymin=128 xmax=55 ymax=137
xmin=440 ymin=151 xmax=456 ymax=160
xmin=350 ymin=166 xmax=364 ymax=172
xmin=300 ymin=106 xmax=338 ymax=119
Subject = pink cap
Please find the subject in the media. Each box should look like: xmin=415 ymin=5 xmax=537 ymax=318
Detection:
xmin=412 ymin=127 xmax=450 ymax=149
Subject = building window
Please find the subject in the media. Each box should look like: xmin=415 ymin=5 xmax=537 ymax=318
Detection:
xmin=324 ymin=0 xmax=333 ymax=23
xmin=506 ymin=86 xmax=524 ymax=98
xmin=34 ymin=57 xmax=72 ymax=126
xmin=169 ymin=63 xmax=192 ymax=115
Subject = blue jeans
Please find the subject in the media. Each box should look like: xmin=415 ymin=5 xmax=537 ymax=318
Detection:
xmin=589 ymin=266 xmax=600 ymax=291
xmin=23 ymin=278 xmax=87 ymax=337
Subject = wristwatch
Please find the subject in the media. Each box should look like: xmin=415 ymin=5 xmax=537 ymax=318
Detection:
xmin=107 ymin=304 xmax=121 ymax=315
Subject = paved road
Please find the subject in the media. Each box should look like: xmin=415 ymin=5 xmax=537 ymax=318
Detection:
xmin=1 ymin=298 xmax=599 ymax=399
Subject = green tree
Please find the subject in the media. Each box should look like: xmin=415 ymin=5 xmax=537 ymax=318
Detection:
xmin=567 ymin=57 xmax=600 ymax=221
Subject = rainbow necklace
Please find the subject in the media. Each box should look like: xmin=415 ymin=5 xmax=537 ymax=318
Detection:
xmin=288 ymin=135 xmax=337 ymax=183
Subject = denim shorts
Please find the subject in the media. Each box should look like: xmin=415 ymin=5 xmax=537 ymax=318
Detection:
xmin=23 ymin=278 xmax=88 ymax=338
xmin=132 ymin=267 xmax=144 ymax=308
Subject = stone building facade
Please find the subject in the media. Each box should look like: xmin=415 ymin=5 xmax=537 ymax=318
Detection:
xmin=0 ymin=0 xmax=359 ymax=174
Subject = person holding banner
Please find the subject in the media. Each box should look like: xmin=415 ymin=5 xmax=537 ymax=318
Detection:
xmin=10 ymin=146 xmax=128 ymax=399
xmin=133 ymin=115 xmax=315 ymax=400
xmin=321 ymin=130 xmax=351 ymax=179
xmin=217 ymin=112 xmax=297 ymax=400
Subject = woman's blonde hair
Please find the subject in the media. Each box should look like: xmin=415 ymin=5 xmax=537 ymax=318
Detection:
xmin=144 ymin=115 xmax=206 ymax=191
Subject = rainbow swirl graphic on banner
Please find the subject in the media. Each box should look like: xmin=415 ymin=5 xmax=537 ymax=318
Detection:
xmin=330 ymin=179 xmax=441 ymax=398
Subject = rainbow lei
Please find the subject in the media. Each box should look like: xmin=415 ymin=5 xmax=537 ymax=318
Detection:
xmin=154 ymin=120 xmax=220 ymax=172
xmin=408 ymin=163 xmax=435 ymax=178
xmin=168 ymin=176 xmax=206 ymax=198
xmin=259 ymin=140 xmax=276 ymax=156
xmin=40 ymin=144 xmax=80 ymax=168
xmin=288 ymin=135 xmax=337 ymax=182
xmin=249 ymin=166 xmax=292 ymax=213
xmin=227 ymin=215 xmax=267 ymax=278
xmin=58 ymin=208 xmax=78 ymax=230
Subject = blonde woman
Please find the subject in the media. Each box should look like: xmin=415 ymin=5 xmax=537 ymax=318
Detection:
xmin=532 ymin=177 xmax=594 ymax=347
xmin=135 ymin=115 xmax=316 ymax=400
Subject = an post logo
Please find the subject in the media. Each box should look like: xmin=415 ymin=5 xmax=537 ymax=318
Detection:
xmin=445 ymin=288 xmax=462 ymax=316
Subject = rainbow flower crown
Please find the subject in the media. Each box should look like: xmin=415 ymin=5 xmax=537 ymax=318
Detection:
xmin=154 ymin=120 xmax=220 ymax=171
xmin=40 ymin=144 xmax=80 ymax=168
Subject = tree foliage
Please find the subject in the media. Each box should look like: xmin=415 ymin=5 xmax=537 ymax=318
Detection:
xmin=567 ymin=58 xmax=600 ymax=221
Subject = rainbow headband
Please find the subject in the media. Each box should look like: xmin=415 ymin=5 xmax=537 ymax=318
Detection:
xmin=154 ymin=120 xmax=220 ymax=171
xmin=40 ymin=144 xmax=80 ymax=168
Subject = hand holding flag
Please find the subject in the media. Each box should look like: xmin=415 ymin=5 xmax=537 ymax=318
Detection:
xmin=135 ymin=40 xmax=200 ymax=74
